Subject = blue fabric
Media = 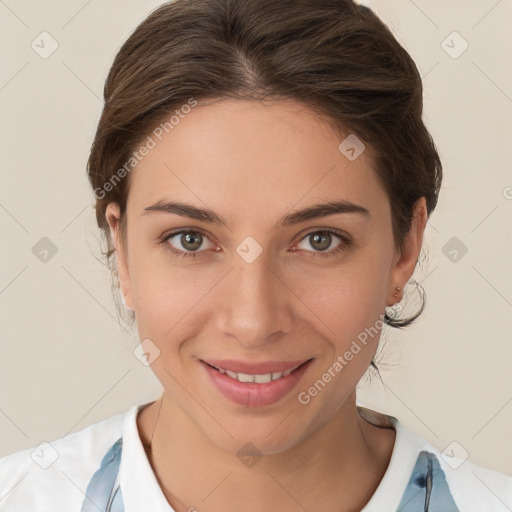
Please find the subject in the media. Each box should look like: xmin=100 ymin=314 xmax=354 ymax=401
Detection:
xmin=397 ymin=450 xmax=459 ymax=511
xmin=81 ymin=440 xmax=459 ymax=511
xmin=80 ymin=437 xmax=124 ymax=512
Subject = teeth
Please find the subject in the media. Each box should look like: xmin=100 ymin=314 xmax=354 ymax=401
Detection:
xmin=214 ymin=364 xmax=301 ymax=383
xmin=239 ymin=372 xmax=256 ymax=383
xmin=255 ymin=373 xmax=273 ymax=383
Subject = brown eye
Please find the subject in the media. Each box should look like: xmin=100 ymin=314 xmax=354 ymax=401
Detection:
xmin=297 ymin=231 xmax=339 ymax=252
xmin=163 ymin=230 xmax=213 ymax=257
xmin=294 ymin=229 xmax=352 ymax=259
xmin=309 ymin=232 xmax=333 ymax=251
xmin=178 ymin=232 xmax=203 ymax=251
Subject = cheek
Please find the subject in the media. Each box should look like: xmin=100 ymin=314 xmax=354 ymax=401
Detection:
xmin=127 ymin=246 xmax=217 ymax=342
xmin=295 ymin=260 xmax=387 ymax=339
xmin=131 ymin=272 xmax=195 ymax=335
xmin=290 ymin=255 xmax=389 ymax=389
xmin=297 ymin=276 xmax=384 ymax=407
xmin=127 ymin=228 xmax=391 ymax=353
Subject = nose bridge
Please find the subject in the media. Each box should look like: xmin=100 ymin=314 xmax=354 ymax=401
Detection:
xmin=215 ymin=250 xmax=292 ymax=346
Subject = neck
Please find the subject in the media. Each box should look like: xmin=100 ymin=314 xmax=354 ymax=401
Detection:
xmin=137 ymin=392 xmax=395 ymax=512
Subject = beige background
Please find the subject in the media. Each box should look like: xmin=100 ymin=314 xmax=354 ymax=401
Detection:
xmin=0 ymin=0 xmax=511 ymax=477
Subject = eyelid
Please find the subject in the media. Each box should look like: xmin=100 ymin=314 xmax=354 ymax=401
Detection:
xmin=160 ymin=226 xmax=351 ymax=245
xmin=292 ymin=227 xmax=351 ymax=253
xmin=164 ymin=226 xmax=354 ymax=259
xmin=161 ymin=228 xmax=216 ymax=251
xmin=295 ymin=226 xmax=350 ymax=242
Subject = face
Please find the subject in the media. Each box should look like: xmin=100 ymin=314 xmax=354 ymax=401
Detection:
xmin=106 ymin=99 xmax=425 ymax=455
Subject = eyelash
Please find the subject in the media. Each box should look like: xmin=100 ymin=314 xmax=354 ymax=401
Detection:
xmin=159 ymin=228 xmax=352 ymax=259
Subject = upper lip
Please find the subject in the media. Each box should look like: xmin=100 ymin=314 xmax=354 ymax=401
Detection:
xmin=201 ymin=358 xmax=312 ymax=375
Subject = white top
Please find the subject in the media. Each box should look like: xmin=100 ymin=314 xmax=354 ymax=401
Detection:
xmin=0 ymin=400 xmax=511 ymax=511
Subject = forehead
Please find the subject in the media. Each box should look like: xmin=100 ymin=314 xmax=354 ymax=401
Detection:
xmin=126 ymin=99 xmax=388 ymax=222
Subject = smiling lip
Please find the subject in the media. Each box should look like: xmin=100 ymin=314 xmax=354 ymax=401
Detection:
xmin=200 ymin=358 xmax=310 ymax=374
xmin=200 ymin=358 xmax=313 ymax=407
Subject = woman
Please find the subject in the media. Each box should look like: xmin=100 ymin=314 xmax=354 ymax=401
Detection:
xmin=1 ymin=0 xmax=510 ymax=510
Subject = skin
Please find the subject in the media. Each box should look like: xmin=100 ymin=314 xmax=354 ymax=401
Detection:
xmin=106 ymin=98 xmax=427 ymax=511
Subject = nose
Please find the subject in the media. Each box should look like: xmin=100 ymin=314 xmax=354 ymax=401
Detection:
xmin=215 ymin=251 xmax=294 ymax=348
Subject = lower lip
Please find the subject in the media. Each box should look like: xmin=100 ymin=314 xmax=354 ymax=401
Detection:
xmin=201 ymin=359 xmax=313 ymax=407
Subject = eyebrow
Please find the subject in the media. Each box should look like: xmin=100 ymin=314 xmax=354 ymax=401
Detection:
xmin=142 ymin=199 xmax=371 ymax=228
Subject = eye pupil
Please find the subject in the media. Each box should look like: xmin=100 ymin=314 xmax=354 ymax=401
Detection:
xmin=181 ymin=232 xmax=202 ymax=251
xmin=310 ymin=232 xmax=331 ymax=251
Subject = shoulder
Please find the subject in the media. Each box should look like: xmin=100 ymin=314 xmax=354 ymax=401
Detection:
xmin=401 ymin=424 xmax=512 ymax=511
xmin=357 ymin=405 xmax=512 ymax=511
xmin=0 ymin=407 xmax=128 ymax=511
xmin=436 ymin=449 xmax=512 ymax=511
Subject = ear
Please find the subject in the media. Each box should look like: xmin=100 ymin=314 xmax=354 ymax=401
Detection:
xmin=105 ymin=202 xmax=134 ymax=311
xmin=387 ymin=197 xmax=428 ymax=307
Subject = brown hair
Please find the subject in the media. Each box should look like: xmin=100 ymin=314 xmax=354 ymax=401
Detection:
xmin=87 ymin=0 xmax=442 ymax=368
